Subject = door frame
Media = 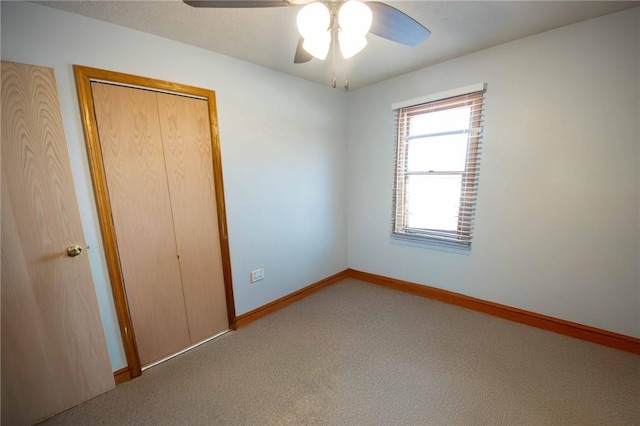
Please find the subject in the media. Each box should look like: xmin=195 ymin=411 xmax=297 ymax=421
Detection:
xmin=74 ymin=65 xmax=236 ymax=380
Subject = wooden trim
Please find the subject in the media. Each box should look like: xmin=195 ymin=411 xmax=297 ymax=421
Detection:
xmin=74 ymin=65 xmax=142 ymax=379
xmin=206 ymin=91 xmax=237 ymax=329
xmin=347 ymin=269 xmax=640 ymax=355
xmin=113 ymin=367 xmax=132 ymax=385
xmin=73 ymin=65 xmax=236 ymax=378
xmin=235 ymin=270 xmax=350 ymax=328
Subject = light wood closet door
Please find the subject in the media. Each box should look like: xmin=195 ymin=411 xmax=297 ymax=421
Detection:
xmin=156 ymin=93 xmax=229 ymax=343
xmin=91 ymin=82 xmax=190 ymax=366
xmin=1 ymin=61 xmax=114 ymax=425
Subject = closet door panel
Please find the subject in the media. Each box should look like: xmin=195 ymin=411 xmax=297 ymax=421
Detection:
xmin=91 ymin=83 xmax=190 ymax=365
xmin=157 ymin=93 xmax=229 ymax=343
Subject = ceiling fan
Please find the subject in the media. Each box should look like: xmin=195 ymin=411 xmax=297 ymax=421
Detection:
xmin=184 ymin=0 xmax=430 ymax=89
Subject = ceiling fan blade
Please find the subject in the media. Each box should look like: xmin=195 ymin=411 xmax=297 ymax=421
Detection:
xmin=184 ymin=0 xmax=290 ymax=8
xmin=294 ymin=38 xmax=313 ymax=64
xmin=367 ymin=2 xmax=431 ymax=46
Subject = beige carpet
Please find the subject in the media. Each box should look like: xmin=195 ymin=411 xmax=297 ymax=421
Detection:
xmin=44 ymin=279 xmax=640 ymax=425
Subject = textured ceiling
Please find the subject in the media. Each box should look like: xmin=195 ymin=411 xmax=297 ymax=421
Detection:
xmin=39 ymin=1 xmax=639 ymax=90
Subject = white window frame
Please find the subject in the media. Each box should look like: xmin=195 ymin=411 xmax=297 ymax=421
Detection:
xmin=391 ymin=83 xmax=486 ymax=249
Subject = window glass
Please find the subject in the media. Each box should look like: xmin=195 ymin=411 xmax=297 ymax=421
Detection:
xmin=406 ymin=175 xmax=462 ymax=231
xmin=409 ymin=106 xmax=471 ymax=136
xmin=406 ymin=134 xmax=468 ymax=172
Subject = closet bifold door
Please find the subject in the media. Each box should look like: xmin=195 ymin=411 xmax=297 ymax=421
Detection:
xmin=156 ymin=93 xmax=229 ymax=343
xmin=91 ymin=82 xmax=191 ymax=366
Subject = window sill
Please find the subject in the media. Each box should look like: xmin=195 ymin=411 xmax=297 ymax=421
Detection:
xmin=390 ymin=232 xmax=471 ymax=254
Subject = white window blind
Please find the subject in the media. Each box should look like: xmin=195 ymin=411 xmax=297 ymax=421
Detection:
xmin=391 ymin=84 xmax=486 ymax=248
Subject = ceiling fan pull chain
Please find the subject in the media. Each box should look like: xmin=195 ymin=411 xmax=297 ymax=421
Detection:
xmin=343 ymin=54 xmax=349 ymax=91
xmin=331 ymin=18 xmax=337 ymax=89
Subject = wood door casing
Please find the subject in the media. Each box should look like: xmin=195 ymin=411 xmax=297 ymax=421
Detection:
xmin=156 ymin=93 xmax=229 ymax=343
xmin=1 ymin=61 xmax=114 ymax=425
xmin=91 ymin=82 xmax=191 ymax=366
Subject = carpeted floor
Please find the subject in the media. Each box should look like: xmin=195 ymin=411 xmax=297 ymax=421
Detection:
xmin=44 ymin=279 xmax=640 ymax=425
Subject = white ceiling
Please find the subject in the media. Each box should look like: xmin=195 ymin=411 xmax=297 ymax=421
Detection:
xmin=38 ymin=0 xmax=639 ymax=90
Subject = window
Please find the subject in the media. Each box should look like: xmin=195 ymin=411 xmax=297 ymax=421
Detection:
xmin=392 ymin=84 xmax=486 ymax=248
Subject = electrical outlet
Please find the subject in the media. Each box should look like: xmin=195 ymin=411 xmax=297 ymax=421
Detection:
xmin=250 ymin=268 xmax=264 ymax=283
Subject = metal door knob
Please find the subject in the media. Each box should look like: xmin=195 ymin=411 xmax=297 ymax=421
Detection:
xmin=67 ymin=245 xmax=83 ymax=257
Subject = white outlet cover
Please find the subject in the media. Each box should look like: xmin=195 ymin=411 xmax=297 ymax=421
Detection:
xmin=250 ymin=269 xmax=264 ymax=283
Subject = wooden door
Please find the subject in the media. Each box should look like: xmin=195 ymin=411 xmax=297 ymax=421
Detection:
xmin=90 ymin=82 xmax=191 ymax=366
xmin=156 ymin=93 xmax=229 ymax=344
xmin=1 ymin=61 xmax=114 ymax=425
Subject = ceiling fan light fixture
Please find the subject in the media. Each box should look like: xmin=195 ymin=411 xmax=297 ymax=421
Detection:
xmin=302 ymin=31 xmax=331 ymax=60
xmin=338 ymin=0 xmax=372 ymax=35
xmin=296 ymin=2 xmax=331 ymax=40
xmin=338 ymin=31 xmax=367 ymax=59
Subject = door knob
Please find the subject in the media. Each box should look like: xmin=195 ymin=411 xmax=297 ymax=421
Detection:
xmin=67 ymin=245 xmax=83 ymax=257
